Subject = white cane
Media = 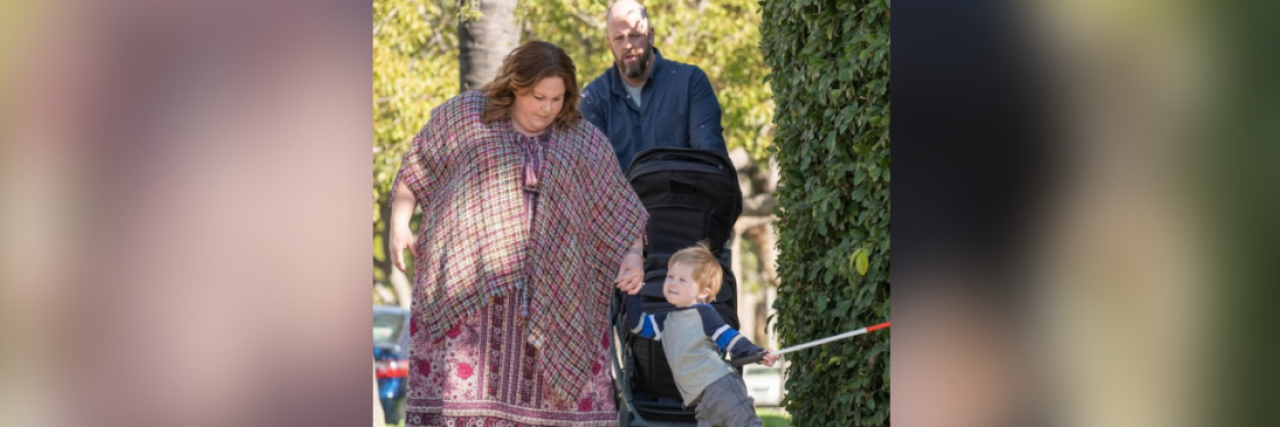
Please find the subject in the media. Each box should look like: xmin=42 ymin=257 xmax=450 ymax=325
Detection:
xmin=731 ymin=321 xmax=890 ymax=366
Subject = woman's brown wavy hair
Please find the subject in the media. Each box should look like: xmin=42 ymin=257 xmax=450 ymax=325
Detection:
xmin=482 ymin=41 xmax=581 ymax=129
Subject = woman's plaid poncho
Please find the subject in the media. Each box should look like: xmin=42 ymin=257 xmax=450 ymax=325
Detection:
xmin=392 ymin=91 xmax=647 ymax=398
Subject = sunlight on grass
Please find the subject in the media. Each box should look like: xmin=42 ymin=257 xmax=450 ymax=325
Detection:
xmin=757 ymin=407 xmax=792 ymax=427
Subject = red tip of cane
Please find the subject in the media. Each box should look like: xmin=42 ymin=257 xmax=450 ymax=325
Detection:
xmin=867 ymin=322 xmax=890 ymax=332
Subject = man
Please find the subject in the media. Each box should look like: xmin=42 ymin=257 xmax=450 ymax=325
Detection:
xmin=581 ymin=0 xmax=728 ymax=171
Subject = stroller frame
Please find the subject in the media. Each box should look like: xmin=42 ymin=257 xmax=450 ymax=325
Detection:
xmin=611 ymin=290 xmax=745 ymax=426
xmin=609 ymin=147 xmax=745 ymax=427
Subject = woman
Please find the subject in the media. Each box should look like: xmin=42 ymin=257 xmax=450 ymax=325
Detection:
xmin=388 ymin=41 xmax=647 ymax=426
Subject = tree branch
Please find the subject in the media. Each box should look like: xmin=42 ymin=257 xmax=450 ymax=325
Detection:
xmin=742 ymin=192 xmax=778 ymax=217
xmin=734 ymin=214 xmax=776 ymax=230
xmin=373 ymin=8 xmax=398 ymax=37
xmin=569 ymin=11 xmax=604 ymax=30
xmin=729 ymin=146 xmax=753 ymax=172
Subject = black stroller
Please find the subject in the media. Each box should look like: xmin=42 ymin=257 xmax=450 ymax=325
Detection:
xmin=609 ymin=148 xmax=744 ymax=426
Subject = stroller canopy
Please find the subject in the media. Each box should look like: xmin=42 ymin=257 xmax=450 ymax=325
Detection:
xmin=624 ymin=147 xmax=743 ymax=303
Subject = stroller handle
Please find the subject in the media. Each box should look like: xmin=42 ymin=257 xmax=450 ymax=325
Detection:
xmin=730 ymin=351 xmax=767 ymax=367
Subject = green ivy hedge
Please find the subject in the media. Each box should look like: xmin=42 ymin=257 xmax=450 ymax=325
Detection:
xmin=761 ymin=0 xmax=890 ymax=425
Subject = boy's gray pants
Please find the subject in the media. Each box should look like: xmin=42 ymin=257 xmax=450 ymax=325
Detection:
xmin=694 ymin=373 xmax=762 ymax=427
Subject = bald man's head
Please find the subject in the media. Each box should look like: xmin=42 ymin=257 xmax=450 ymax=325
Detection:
xmin=608 ymin=0 xmax=649 ymax=27
xmin=606 ymin=0 xmax=655 ymax=80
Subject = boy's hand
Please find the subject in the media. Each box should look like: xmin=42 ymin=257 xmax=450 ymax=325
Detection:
xmin=760 ymin=350 xmax=780 ymax=367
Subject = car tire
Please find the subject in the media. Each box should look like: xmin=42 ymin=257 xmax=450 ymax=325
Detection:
xmin=385 ymin=397 xmax=406 ymax=425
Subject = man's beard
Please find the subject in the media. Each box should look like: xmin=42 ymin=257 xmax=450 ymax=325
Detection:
xmin=618 ymin=47 xmax=652 ymax=79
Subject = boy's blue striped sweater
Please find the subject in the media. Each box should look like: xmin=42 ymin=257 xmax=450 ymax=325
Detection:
xmin=623 ymin=294 xmax=764 ymax=405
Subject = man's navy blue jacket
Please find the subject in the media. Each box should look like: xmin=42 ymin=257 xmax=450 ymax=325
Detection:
xmin=580 ymin=48 xmax=728 ymax=171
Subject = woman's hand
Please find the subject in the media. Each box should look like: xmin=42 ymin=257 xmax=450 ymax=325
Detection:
xmin=615 ymin=250 xmax=644 ymax=295
xmin=390 ymin=224 xmax=418 ymax=273
xmin=389 ymin=181 xmax=419 ymax=273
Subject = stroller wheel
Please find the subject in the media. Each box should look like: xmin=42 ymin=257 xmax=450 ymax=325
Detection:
xmin=618 ymin=409 xmax=631 ymax=427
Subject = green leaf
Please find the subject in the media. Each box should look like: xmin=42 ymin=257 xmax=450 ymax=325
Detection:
xmin=855 ymin=248 xmax=869 ymax=276
xmin=835 ymin=298 xmax=852 ymax=315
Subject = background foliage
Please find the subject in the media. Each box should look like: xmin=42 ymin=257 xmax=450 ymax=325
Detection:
xmin=372 ymin=0 xmax=460 ymax=286
xmin=762 ymin=0 xmax=891 ymax=425
xmin=372 ymin=0 xmax=776 ymax=288
xmin=521 ymin=0 xmax=775 ymax=159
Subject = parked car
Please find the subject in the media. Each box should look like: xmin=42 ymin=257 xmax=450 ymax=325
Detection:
xmin=742 ymin=359 xmax=788 ymax=407
xmin=374 ymin=305 xmax=410 ymax=424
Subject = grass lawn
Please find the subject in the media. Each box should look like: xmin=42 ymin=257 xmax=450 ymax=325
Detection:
xmin=757 ymin=407 xmax=792 ymax=427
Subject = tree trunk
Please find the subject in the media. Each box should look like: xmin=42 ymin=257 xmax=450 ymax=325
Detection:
xmin=754 ymin=292 xmax=769 ymax=348
xmin=458 ymin=0 xmax=520 ymax=92
xmin=388 ymin=270 xmax=412 ymax=310
xmin=729 ymin=147 xmax=782 ymax=347
xmin=731 ymin=225 xmax=755 ymax=342
xmin=743 ymin=222 xmax=778 ymax=348
xmin=730 ymin=147 xmax=780 ymax=217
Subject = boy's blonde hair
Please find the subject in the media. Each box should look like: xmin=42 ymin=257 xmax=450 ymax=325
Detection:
xmin=668 ymin=242 xmax=723 ymax=302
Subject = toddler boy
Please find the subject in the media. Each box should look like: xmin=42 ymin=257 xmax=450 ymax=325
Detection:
xmin=623 ymin=243 xmax=779 ymax=427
